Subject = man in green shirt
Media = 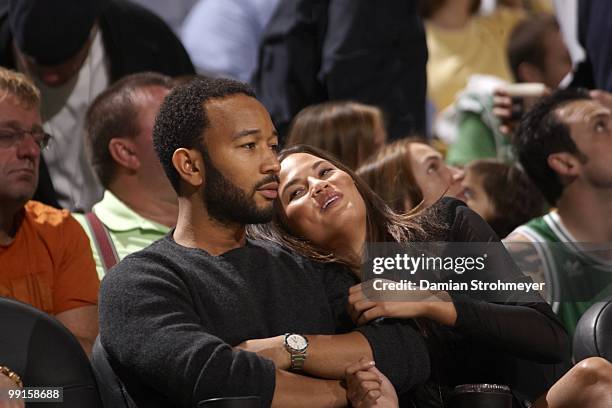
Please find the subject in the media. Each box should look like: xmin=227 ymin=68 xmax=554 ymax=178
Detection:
xmin=74 ymin=72 xmax=177 ymax=277
xmin=505 ymin=88 xmax=612 ymax=337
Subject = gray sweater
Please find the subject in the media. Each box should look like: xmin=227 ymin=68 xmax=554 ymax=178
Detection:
xmin=99 ymin=236 xmax=430 ymax=407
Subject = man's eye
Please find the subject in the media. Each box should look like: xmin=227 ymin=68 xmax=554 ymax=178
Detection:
xmin=242 ymin=143 xmax=256 ymax=150
xmin=270 ymin=143 xmax=279 ymax=152
xmin=595 ymin=121 xmax=608 ymax=133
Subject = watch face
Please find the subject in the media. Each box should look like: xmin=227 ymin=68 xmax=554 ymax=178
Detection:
xmin=287 ymin=334 xmax=307 ymax=351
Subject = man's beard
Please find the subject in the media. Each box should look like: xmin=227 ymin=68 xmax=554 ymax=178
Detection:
xmin=202 ymin=150 xmax=277 ymax=225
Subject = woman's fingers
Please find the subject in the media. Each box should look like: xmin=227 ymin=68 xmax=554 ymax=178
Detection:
xmin=357 ymin=307 xmax=385 ymax=325
xmin=345 ymin=358 xmax=382 ymax=407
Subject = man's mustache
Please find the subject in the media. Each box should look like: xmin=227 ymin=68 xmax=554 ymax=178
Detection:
xmin=253 ymin=174 xmax=280 ymax=191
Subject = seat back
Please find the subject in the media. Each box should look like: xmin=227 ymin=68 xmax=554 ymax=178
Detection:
xmin=0 ymin=297 xmax=102 ymax=408
xmin=573 ymin=301 xmax=612 ymax=362
xmin=91 ymin=336 xmax=137 ymax=408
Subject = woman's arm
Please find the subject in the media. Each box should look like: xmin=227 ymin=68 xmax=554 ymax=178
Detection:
xmin=351 ymin=199 xmax=569 ymax=363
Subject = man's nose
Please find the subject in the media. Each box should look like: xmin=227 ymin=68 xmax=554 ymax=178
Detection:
xmin=16 ymin=133 xmax=41 ymax=160
xmin=261 ymin=149 xmax=281 ymax=174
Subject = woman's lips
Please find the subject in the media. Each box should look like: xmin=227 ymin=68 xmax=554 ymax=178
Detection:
xmin=320 ymin=192 xmax=343 ymax=211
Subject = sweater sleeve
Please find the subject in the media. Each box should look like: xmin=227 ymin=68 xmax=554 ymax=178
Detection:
xmin=316 ymin=261 xmax=430 ymax=393
xmin=445 ymin=202 xmax=570 ymax=363
xmin=98 ymin=255 xmax=276 ymax=407
xmin=355 ymin=319 xmax=431 ymax=394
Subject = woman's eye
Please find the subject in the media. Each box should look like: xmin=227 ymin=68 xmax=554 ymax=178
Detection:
xmin=289 ymin=189 xmax=304 ymax=201
xmin=427 ymin=164 xmax=438 ymax=174
xmin=319 ymin=168 xmax=333 ymax=177
xmin=270 ymin=143 xmax=279 ymax=152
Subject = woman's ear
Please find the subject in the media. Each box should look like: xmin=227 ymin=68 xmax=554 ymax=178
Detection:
xmin=109 ymin=138 xmax=140 ymax=171
xmin=172 ymin=148 xmax=204 ymax=188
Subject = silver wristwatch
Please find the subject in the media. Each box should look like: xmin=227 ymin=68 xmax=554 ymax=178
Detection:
xmin=283 ymin=333 xmax=308 ymax=371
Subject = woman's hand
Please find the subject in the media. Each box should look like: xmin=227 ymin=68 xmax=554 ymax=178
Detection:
xmin=345 ymin=358 xmax=398 ymax=408
xmin=348 ymin=281 xmax=457 ymax=326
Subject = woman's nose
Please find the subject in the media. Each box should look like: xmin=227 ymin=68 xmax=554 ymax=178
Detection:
xmin=449 ymin=166 xmax=465 ymax=183
xmin=308 ymin=177 xmax=329 ymax=195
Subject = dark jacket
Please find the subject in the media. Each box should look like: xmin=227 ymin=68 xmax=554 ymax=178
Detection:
xmin=253 ymin=0 xmax=428 ymax=142
xmin=0 ymin=0 xmax=195 ymax=208
xmin=571 ymin=0 xmax=612 ymax=91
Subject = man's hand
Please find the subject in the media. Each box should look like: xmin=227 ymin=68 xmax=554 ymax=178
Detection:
xmin=0 ymin=373 xmax=24 ymax=408
xmin=235 ymin=335 xmax=290 ymax=370
xmin=591 ymin=90 xmax=612 ymax=111
xmin=345 ymin=358 xmax=398 ymax=408
xmin=55 ymin=305 xmax=98 ymax=358
xmin=493 ymin=87 xmax=550 ymax=135
xmin=348 ymin=282 xmax=457 ymax=326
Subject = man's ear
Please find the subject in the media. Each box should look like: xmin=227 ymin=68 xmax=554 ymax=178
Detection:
xmin=172 ymin=148 xmax=204 ymax=188
xmin=548 ymin=152 xmax=581 ymax=178
xmin=517 ymin=62 xmax=544 ymax=84
xmin=109 ymin=138 xmax=140 ymax=171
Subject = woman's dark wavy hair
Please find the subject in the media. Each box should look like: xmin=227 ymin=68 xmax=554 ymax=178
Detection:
xmin=247 ymin=145 xmax=442 ymax=269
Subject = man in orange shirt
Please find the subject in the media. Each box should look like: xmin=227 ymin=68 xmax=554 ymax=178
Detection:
xmin=0 ymin=66 xmax=99 ymax=373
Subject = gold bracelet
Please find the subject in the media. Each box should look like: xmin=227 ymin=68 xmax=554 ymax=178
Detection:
xmin=0 ymin=365 xmax=23 ymax=388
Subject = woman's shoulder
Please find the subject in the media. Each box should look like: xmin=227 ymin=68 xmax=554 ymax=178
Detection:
xmin=428 ymin=197 xmax=498 ymax=242
xmin=425 ymin=197 xmax=468 ymax=228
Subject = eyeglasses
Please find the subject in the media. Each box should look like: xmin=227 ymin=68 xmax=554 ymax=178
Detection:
xmin=0 ymin=128 xmax=52 ymax=150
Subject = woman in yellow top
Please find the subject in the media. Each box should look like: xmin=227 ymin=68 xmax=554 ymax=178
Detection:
xmin=422 ymin=0 xmax=527 ymax=112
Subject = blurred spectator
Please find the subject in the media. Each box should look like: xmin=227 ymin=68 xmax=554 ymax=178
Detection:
xmin=462 ymin=159 xmax=545 ymax=238
xmin=0 ymin=0 xmax=195 ymax=211
xmin=253 ymin=0 xmax=427 ymax=141
xmin=571 ymin=0 xmax=612 ymax=92
xmin=421 ymin=0 xmax=524 ymax=112
xmin=285 ymin=101 xmax=386 ymax=170
xmin=445 ymin=14 xmax=571 ymax=166
xmin=551 ymin=0 xmax=584 ymax=68
xmin=357 ymin=139 xmax=465 ymax=212
xmin=508 ymin=14 xmax=572 ymax=88
xmin=73 ymin=73 xmax=177 ymax=278
xmin=181 ymin=0 xmax=280 ymax=82
xmin=0 ymin=68 xmax=99 ymax=356
xmin=505 ymin=88 xmax=612 ymax=336
xmin=130 ymin=0 xmax=198 ymax=33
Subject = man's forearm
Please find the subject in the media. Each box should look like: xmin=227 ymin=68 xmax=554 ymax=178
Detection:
xmin=236 ymin=332 xmax=373 ymax=380
xmin=302 ymin=332 xmax=372 ymax=379
xmin=272 ymin=369 xmax=347 ymax=408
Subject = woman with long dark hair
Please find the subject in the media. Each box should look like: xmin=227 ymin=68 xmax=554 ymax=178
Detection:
xmin=248 ymin=144 xmax=611 ymax=408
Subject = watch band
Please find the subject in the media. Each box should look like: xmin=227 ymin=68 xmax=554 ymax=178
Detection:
xmin=284 ymin=333 xmax=308 ymax=372
xmin=290 ymin=351 xmax=307 ymax=371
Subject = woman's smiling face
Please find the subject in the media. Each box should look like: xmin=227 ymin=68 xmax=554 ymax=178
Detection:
xmin=278 ymin=152 xmax=367 ymax=251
